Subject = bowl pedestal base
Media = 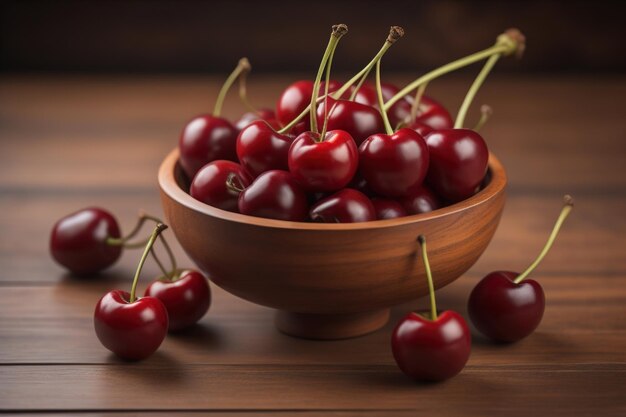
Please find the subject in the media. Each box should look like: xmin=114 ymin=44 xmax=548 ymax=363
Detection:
xmin=275 ymin=309 xmax=390 ymax=339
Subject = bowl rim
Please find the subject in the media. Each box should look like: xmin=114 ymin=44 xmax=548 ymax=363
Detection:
xmin=158 ymin=148 xmax=507 ymax=231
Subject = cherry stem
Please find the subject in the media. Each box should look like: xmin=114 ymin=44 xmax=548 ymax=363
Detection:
xmin=375 ymin=59 xmax=393 ymax=135
xmin=408 ymin=82 xmax=428 ymax=123
xmin=418 ymin=235 xmax=437 ymax=321
xmin=213 ymin=57 xmax=251 ymax=118
xmin=237 ymin=61 xmax=260 ymax=115
xmin=347 ymin=66 xmax=372 ymax=101
xmin=473 ymin=105 xmax=493 ymax=132
xmin=320 ymin=27 xmax=344 ymax=140
xmin=277 ymin=26 xmax=402 ymax=135
xmin=309 ymin=24 xmax=348 ymax=134
xmin=129 ymin=223 xmax=167 ymax=303
xmin=225 ymin=173 xmax=245 ymax=194
xmin=514 ymin=195 xmax=574 ymax=284
xmin=384 ymin=28 xmax=525 ymax=111
xmin=454 ymin=54 xmax=500 ymax=129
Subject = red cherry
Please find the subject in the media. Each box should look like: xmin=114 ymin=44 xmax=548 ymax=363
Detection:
xmin=50 ymin=207 xmax=122 ymax=275
xmin=406 ymin=120 xmax=434 ymax=137
xmin=468 ymin=196 xmax=573 ymax=342
xmin=400 ymin=186 xmax=441 ymax=215
xmin=359 ymin=128 xmax=429 ymax=197
xmin=235 ymin=108 xmax=280 ymax=131
xmin=392 ymin=310 xmax=471 ymax=381
xmin=94 ymin=290 xmax=168 ymax=360
xmin=316 ymin=97 xmax=384 ymax=146
xmin=391 ymin=235 xmax=471 ymax=381
xmin=236 ymin=120 xmax=294 ymax=178
xmin=288 ymin=130 xmax=358 ymax=192
xmin=425 ymin=129 xmax=489 ymax=202
xmin=407 ymin=95 xmax=454 ymax=131
xmin=190 ymin=160 xmax=252 ymax=212
xmin=372 ymin=198 xmax=407 ymax=219
xmin=238 ymin=170 xmax=309 ymax=221
xmin=145 ymin=270 xmax=211 ymax=332
xmin=275 ymin=80 xmax=342 ymax=128
xmin=310 ymin=188 xmax=375 ymax=223
xmin=354 ymin=81 xmax=413 ymax=128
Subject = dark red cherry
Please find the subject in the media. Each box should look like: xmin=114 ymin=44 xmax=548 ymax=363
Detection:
xmin=354 ymin=81 xmax=413 ymax=128
xmin=425 ymin=129 xmax=489 ymax=202
xmin=178 ymin=116 xmax=239 ymax=179
xmin=145 ymin=269 xmax=211 ymax=332
xmin=288 ymin=130 xmax=358 ymax=192
xmin=236 ymin=120 xmax=294 ymax=178
xmin=50 ymin=207 xmax=122 ymax=275
xmin=406 ymin=120 xmax=434 ymax=137
xmin=316 ymin=97 xmax=384 ymax=146
xmin=359 ymin=128 xmax=429 ymax=197
xmin=372 ymin=198 xmax=407 ymax=219
xmin=468 ymin=271 xmax=544 ymax=343
xmin=190 ymin=160 xmax=252 ymax=212
xmin=275 ymin=80 xmax=342 ymax=128
xmin=235 ymin=108 xmax=280 ymax=131
xmin=400 ymin=186 xmax=441 ymax=215
xmin=310 ymin=188 xmax=375 ymax=223
xmin=238 ymin=170 xmax=309 ymax=221
xmin=407 ymin=95 xmax=454 ymax=130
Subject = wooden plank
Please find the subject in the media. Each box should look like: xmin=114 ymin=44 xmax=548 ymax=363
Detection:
xmin=0 ymin=193 xmax=623 ymax=283
xmin=0 ymin=365 xmax=624 ymax=415
xmin=0 ymin=276 xmax=624 ymax=365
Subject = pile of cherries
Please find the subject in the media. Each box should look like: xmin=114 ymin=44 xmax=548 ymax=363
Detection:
xmin=180 ymin=25 xmax=526 ymax=223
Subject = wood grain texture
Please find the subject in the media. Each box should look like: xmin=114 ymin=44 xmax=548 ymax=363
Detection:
xmin=0 ymin=75 xmax=625 ymax=415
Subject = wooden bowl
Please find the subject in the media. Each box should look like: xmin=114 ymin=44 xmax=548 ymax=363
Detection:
xmin=158 ymin=149 xmax=507 ymax=339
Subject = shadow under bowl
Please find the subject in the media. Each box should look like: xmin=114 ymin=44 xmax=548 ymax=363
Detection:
xmin=159 ymin=149 xmax=506 ymax=339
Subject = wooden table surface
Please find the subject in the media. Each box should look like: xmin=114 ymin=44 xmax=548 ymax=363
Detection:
xmin=1 ymin=74 xmax=625 ymax=416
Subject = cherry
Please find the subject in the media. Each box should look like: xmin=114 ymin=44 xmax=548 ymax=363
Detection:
xmin=94 ymin=224 xmax=169 ymax=360
xmin=392 ymin=235 xmax=471 ymax=381
xmin=468 ymin=196 xmax=574 ymax=343
xmin=179 ymin=58 xmax=250 ymax=178
xmin=400 ymin=186 xmax=441 ymax=215
xmin=275 ymin=80 xmax=342 ymax=129
xmin=358 ymin=49 xmax=429 ymax=198
xmin=235 ymin=108 xmax=279 ymax=131
xmin=233 ymin=170 xmax=309 ymax=221
xmin=190 ymin=160 xmax=252 ymax=212
xmin=425 ymin=128 xmax=489 ymax=202
xmin=236 ymin=120 xmax=294 ymax=178
xmin=315 ymin=97 xmax=383 ymax=146
xmin=50 ymin=207 xmax=122 ymax=275
xmin=371 ymin=198 xmax=407 ymax=220
xmin=310 ymin=188 xmax=375 ymax=223
xmin=145 ymin=269 xmax=211 ymax=332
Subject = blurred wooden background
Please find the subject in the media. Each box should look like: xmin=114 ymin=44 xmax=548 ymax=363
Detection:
xmin=2 ymin=0 xmax=625 ymax=74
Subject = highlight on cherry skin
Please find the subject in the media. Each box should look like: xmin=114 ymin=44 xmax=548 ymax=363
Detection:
xmin=468 ymin=195 xmax=574 ymax=343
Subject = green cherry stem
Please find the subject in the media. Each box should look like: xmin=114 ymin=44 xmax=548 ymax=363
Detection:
xmin=237 ymin=60 xmax=260 ymax=115
xmin=129 ymin=223 xmax=168 ymax=303
xmin=384 ymin=28 xmax=525 ymax=112
xmin=418 ymin=235 xmax=437 ymax=321
xmin=277 ymin=26 xmax=403 ymax=135
xmin=320 ymin=35 xmax=340 ymax=139
xmin=213 ymin=57 xmax=251 ymax=118
xmin=454 ymin=53 xmax=499 ymax=128
xmin=473 ymin=105 xmax=493 ymax=132
xmin=408 ymin=82 xmax=428 ymax=123
xmin=514 ymin=195 xmax=574 ymax=284
xmin=375 ymin=59 xmax=393 ymax=135
xmin=309 ymin=24 xmax=348 ymax=134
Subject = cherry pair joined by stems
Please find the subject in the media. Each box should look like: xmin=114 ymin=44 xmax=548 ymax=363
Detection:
xmin=392 ymin=235 xmax=471 ymax=382
xmin=468 ymin=196 xmax=573 ymax=342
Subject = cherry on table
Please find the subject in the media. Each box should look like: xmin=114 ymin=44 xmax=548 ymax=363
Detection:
xmin=468 ymin=196 xmax=574 ymax=343
xmin=310 ymin=188 xmax=375 ymax=223
xmin=392 ymin=235 xmax=471 ymax=381
xmin=190 ymin=160 xmax=252 ymax=212
xmin=94 ymin=224 xmax=169 ymax=360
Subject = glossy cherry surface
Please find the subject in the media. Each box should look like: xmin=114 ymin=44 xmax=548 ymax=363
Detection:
xmin=288 ymin=130 xmax=358 ymax=192
xmin=238 ymin=170 xmax=309 ymax=221
xmin=50 ymin=207 xmax=122 ymax=275
xmin=310 ymin=188 xmax=375 ymax=223
xmin=235 ymin=108 xmax=279 ymax=131
xmin=145 ymin=270 xmax=211 ymax=332
xmin=178 ymin=115 xmax=239 ymax=179
xmin=275 ymin=80 xmax=342 ymax=128
xmin=400 ymin=186 xmax=441 ymax=215
xmin=392 ymin=310 xmax=471 ymax=381
xmin=236 ymin=120 xmax=294 ymax=177
xmin=316 ymin=97 xmax=384 ymax=146
xmin=371 ymin=199 xmax=407 ymax=220
xmin=190 ymin=160 xmax=252 ymax=212
xmin=94 ymin=290 xmax=168 ymax=360
xmin=468 ymin=271 xmax=545 ymax=343
xmin=425 ymin=129 xmax=489 ymax=202
xmin=359 ymin=128 xmax=429 ymax=197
